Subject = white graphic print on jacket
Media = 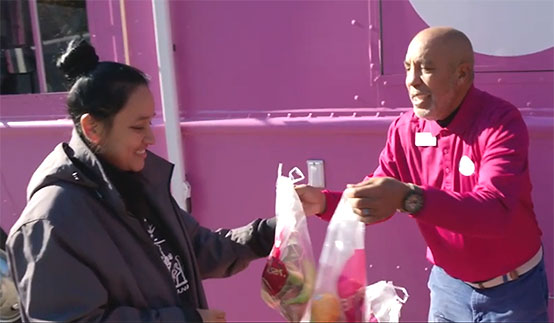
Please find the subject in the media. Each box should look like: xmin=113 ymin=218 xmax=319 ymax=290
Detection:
xmin=145 ymin=218 xmax=190 ymax=294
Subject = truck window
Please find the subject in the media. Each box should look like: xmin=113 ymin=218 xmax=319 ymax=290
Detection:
xmin=0 ymin=0 xmax=89 ymax=95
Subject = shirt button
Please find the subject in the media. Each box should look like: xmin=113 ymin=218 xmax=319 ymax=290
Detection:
xmin=443 ymin=148 xmax=448 ymax=154
xmin=445 ymin=167 xmax=450 ymax=173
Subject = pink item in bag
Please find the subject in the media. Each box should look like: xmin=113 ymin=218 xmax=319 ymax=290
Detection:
xmin=337 ymin=249 xmax=366 ymax=322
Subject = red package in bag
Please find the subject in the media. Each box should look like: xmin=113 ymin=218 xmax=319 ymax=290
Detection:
xmin=261 ymin=164 xmax=316 ymax=322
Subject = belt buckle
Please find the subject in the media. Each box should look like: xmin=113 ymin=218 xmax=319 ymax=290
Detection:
xmin=472 ymin=269 xmax=521 ymax=289
xmin=507 ymin=270 xmax=519 ymax=281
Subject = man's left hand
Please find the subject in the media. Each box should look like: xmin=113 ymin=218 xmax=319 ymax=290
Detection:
xmin=344 ymin=177 xmax=410 ymax=225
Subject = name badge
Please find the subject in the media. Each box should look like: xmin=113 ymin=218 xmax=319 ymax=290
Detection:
xmin=415 ymin=132 xmax=437 ymax=147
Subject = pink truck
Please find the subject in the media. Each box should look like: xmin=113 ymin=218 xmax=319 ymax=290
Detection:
xmin=1 ymin=0 xmax=552 ymax=320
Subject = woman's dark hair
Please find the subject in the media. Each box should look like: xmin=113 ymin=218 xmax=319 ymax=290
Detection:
xmin=57 ymin=39 xmax=149 ymax=140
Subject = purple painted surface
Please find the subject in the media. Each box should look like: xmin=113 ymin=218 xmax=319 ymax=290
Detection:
xmin=0 ymin=93 xmax=68 ymax=120
xmin=169 ymin=0 xmax=372 ymax=116
xmin=0 ymin=0 xmax=552 ymax=321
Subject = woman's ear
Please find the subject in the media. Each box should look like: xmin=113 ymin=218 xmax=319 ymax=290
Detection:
xmin=80 ymin=113 xmax=103 ymax=145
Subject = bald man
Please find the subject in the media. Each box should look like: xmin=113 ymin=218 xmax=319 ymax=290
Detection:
xmin=297 ymin=27 xmax=548 ymax=321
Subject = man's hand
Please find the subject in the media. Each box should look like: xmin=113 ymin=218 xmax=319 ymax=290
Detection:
xmin=197 ymin=309 xmax=226 ymax=322
xmin=295 ymin=184 xmax=326 ymax=215
xmin=344 ymin=177 xmax=410 ymax=225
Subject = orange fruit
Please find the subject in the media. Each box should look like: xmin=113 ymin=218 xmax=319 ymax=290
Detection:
xmin=310 ymin=293 xmax=341 ymax=322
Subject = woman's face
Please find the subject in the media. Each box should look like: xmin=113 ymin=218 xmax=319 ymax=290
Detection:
xmin=98 ymin=85 xmax=156 ymax=172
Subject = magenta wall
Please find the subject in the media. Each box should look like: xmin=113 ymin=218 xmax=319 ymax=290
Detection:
xmin=170 ymin=0 xmax=372 ymax=115
xmin=0 ymin=0 xmax=552 ymax=321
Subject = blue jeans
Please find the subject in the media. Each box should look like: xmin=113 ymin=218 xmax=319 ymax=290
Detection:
xmin=428 ymin=258 xmax=549 ymax=322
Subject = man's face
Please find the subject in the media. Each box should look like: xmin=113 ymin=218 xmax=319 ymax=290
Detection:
xmin=404 ymin=39 xmax=460 ymax=121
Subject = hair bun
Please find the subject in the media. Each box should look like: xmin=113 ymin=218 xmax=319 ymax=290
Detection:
xmin=57 ymin=39 xmax=99 ymax=81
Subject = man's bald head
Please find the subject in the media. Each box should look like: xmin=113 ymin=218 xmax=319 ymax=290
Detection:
xmin=411 ymin=27 xmax=474 ymax=77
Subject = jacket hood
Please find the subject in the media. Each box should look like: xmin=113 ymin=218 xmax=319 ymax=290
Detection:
xmin=26 ymin=131 xmax=104 ymax=201
xmin=26 ymin=130 xmax=173 ymax=201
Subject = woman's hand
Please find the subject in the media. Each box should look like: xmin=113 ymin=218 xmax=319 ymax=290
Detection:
xmin=295 ymin=184 xmax=326 ymax=215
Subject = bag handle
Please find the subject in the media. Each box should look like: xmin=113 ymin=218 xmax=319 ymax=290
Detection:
xmin=277 ymin=163 xmax=305 ymax=184
xmin=393 ymin=285 xmax=409 ymax=304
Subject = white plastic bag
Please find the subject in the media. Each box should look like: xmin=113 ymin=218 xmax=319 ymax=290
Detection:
xmin=261 ymin=164 xmax=316 ymax=322
xmin=308 ymin=195 xmax=366 ymax=322
xmin=364 ymin=281 xmax=409 ymax=323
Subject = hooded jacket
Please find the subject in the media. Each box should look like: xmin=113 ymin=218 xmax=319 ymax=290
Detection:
xmin=6 ymin=132 xmax=276 ymax=322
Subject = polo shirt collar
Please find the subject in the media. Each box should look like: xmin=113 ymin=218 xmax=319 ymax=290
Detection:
xmin=426 ymin=85 xmax=479 ymax=137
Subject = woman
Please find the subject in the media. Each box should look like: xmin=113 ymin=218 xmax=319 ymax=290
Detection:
xmin=6 ymin=39 xmax=275 ymax=322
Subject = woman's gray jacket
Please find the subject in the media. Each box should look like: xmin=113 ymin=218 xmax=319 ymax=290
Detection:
xmin=6 ymin=132 xmax=276 ymax=322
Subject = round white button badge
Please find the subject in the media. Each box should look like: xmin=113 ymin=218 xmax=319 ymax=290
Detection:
xmin=459 ymin=155 xmax=475 ymax=176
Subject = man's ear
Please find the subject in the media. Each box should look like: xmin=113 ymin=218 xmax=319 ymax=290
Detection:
xmin=80 ymin=113 xmax=103 ymax=145
xmin=457 ymin=63 xmax=472 ymax=85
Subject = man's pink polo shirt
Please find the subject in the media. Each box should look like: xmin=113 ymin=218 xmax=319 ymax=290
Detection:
xmin=319 ymin=86 xmax=542 ymax=282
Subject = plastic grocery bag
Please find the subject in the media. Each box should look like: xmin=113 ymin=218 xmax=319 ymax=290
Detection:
xmin=308 ymin=195 xmax=366 ymax=322
xmin=261 ymin=164 xmax=316 ymax=322
xmin=364 ymin=281 xmax=409 ymax=323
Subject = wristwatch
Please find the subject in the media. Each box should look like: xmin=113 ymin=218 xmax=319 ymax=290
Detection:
xmin=400 ymin=183 xmax=424 ymax=214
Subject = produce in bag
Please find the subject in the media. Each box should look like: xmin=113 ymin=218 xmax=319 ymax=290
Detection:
xmin=261 ymin=164 xmax=316 ymax=322
xmin=309 ymin=195 xmax=366 ymax=322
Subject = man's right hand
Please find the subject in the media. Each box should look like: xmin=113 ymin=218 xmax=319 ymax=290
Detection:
xmin=295 ymin=184 xmax=326 ymax=215
xmin=197 ymin=309 xmax=226 ymax=322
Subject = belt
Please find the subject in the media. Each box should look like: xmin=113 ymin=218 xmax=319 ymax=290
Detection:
xmin=465 ymin=246 xmax=543 ymax=289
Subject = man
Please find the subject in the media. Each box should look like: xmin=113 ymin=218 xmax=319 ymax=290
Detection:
xmin=297 ymin=27 xmax=548 ymax=321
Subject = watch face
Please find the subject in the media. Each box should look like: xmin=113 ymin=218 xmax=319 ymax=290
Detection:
xmin=405 ymin=193 xmax=423 ymax=213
